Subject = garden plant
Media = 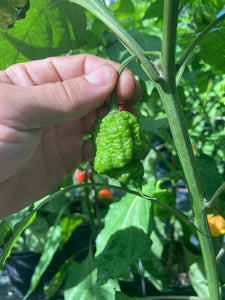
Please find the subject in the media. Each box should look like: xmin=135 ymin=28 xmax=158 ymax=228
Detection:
xmin=0 ymin=0 xmax=225 ymax=300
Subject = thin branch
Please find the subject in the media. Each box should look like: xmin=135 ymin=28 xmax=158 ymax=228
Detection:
xmin=216 ymin=243 xmax=225 ymax=264
xmin=205 ymin=181 xmax=225 ymax=208
xmin=40 ymin=181 xmax=203 ymax=234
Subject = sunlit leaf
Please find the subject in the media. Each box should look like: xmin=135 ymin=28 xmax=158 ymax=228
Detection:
xmin=64 ymin=252 xmax=119 ymax=300
xmin=95 ymin=183 xmax=154 ymax=285
xmin=104 ymin=30 xmax=161 ymax=80
xmin=60 ymin=215 xmax=83 ymax=246
xmin=140 ymin=115 xmax=168 ymax=136
xmin=0 ymin=0 xmax=86 ymax=69
xmin=24 ymin=215 xmax=49 ymax=253
xmin=0 ymin=211 xmax=37 ymax=270
xmin=23 ymin=224 xmax=62 ymax=299
xmin=183 ymin=244 xmax=210 ymax=299
xmin=199 ymin=28 xmax=225 ymax=73
xmin=196 ymin=153 xmax=224 ymax=201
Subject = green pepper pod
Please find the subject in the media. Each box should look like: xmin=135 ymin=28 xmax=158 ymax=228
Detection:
xmin=105 ymin=160 xmax=144 ymax=188
xmin=91 ymin=109 xmax=146 ymax=188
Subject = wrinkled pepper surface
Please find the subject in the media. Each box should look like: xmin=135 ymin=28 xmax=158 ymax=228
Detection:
xmin=91 ymin=110 xmax=145 ymax=188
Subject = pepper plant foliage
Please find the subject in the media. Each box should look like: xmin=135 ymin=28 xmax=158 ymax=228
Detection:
xmin=0 ymin=0 xmax=225 ymax=300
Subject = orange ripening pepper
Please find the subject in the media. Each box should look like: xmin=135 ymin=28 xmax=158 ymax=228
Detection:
xmin=98 ymin=188 xmax=113 ymax=200
xmin=207 ymin=214 xmax=225 ymax=237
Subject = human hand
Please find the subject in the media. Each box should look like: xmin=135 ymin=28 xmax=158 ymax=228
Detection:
xmin=0 ymin=54 xmax=141 ymax=217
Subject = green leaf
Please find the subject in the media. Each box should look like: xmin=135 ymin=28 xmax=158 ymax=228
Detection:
xmin=57 ymin=1 xmax=87 ymax=48
xmin=44 ymin=256 xmax=74 ymax=298
xmin=0 ymin=210 xmax=37 ymax=270
xmin=116 ymin=292 xmax=133 ymax=300
xmin=4 ymin=206 xmax=30 ymax=229
xmin=95 ymin=183 xmax=154 ymax=286
xmin=116 ymin=291 xmax=165 ymax=300
xmin=143 ymin=151 xmax=157 ymax=183
xmin=104 ymin=30 xmax=161 ymax=80
xmin=142 ymin=252 xmax=170 ymax=293
xmin=0 ymin=220 xmax=12 ymax=247
xmin=33 ymin=186 xmax=73 ymax=211
xmin=0 ymin=0 xmax=86 ymax=69
xmin=24 ymin=215 xmax=50 ymax=253
xmin=23 ymin=196 xmax=72 ymax=299
xmin=183 ymin=244 xmax=210 ymax=299
xmin=196 ymin=153 xmax=224 ymax=201
xmin=143 ymin=0 xmax=164 ymax=20
xmin=43 ymin=215 xmax=83 ymax=298
xmin=140 ymin=115 xmax=168 ymax=136
xmin=0 ymin=1 xmax=17 ymax=31
xmin=64 ymin=252 xmax=119 ymax=300
xmin=198 ymin=28 xmax=225 ymax=73
xmin=0 ymin=187 xmax=74 ymax=271
xmin=60 ymin=215 xmax=83 ymax=246
xmin=153 ymin=184 xmax=176 ymax=219
xmin=23 ymin=224 xmax=62 ymax=299
xmin=117 ymin=0 xmax=135 ymax=14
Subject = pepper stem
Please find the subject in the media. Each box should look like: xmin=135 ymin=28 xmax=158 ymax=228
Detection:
xmin=110 ymin=53 xmax=159 ymax=113
xmin=109 ymin=55 xmax=137 ymax=113
xmin=109 ymin=88 xmax=119 ymax=113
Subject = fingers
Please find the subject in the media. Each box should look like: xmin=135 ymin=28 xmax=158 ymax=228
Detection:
xmin=1 ymin=54 xmax=141 ymax=105
xmin=0 ymin=64 xmax=118 ymax=130
xmin=0 ymin=54 xmax=142 ymax=131
xmin=2 ymin=54 xmax=118 ymax=85
xmin=1 ymin=54 xmax=106 ymax=85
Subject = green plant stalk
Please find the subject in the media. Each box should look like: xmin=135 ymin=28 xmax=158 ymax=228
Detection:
xmin=71 ymin=0 xmax=220 ymax=297
xmin=110 ymin=52 xmax=161 ymax=112
xmin=159 ymin=1 xmax=220 ymax=299
xmin=83 ymin=176 xmax=97 ymax=234
xmin=109 ymin=56 xmax=137 ymax=112
xmin=70 ymin=0 xmax=162 ymax=83
xmin=36 ymin=182 xmax=201 ymax=233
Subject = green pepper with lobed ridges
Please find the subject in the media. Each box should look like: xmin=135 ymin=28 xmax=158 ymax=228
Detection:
xmin=193 ymin=4 xmax=216 ymax=27
xmin=91 ymin=109 xmax=146 ymax=189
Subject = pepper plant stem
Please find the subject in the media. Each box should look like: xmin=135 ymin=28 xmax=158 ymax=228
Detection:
xmin=70 ymin=0 xmax=162 ymax=84
xmin=70 ymin=0 xmax=220 ymax=298
xmin=158 ymin=1 xmax=220 ymax=299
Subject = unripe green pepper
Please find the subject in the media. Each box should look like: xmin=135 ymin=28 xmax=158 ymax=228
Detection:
xmin=193 ymin=4 xmax=216 ymax=27
xmin=91 ymin=109 xmax=146 ymax=188
xmin=193 ymin=5 xmax=204 ymax=26
xmin=105 ymin=160 xmax=144 ymax=188
xmin=201 ymin=5 xmax=216 ymax=24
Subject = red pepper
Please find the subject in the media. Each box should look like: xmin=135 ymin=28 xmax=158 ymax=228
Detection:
xmin=75 ymin=170 xmax=85 ymax=182
xmin=75 ymin=169 xmax=91 ymax=182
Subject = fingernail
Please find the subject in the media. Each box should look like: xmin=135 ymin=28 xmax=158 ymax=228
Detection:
xmin=85 ymin=65 xmax=113 ymax=86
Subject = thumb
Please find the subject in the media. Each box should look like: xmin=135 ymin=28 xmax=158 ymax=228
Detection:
xmin=1 ymin=64 xmax=117 ymax=130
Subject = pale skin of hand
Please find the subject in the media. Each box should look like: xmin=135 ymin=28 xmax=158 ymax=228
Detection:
xmin=0 ymin=54 xmax=141 ymax=218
